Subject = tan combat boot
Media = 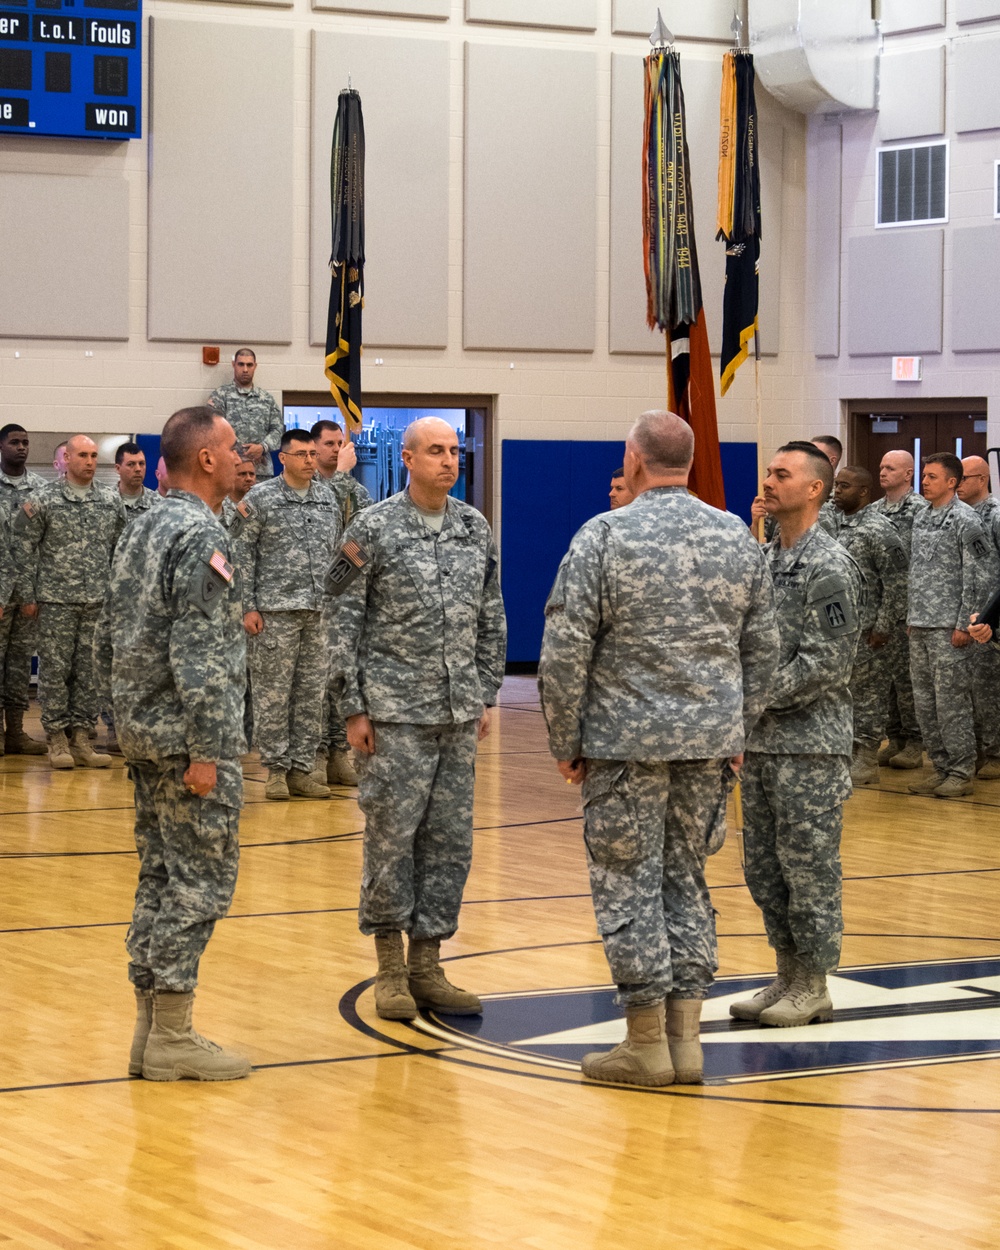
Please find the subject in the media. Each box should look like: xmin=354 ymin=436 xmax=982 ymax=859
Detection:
xmin=327 ymin=748 xmax=358 ymax=787
xmin=908 ymin=770 xmax=947 ymax=795
xmin=47 ymin=729 xmax=75 ymax=770
xmin=730 ymin=949 xmax=798 ymax=1021
xmin=975 ymin=757 xmax=1000 ymax=780
xmin=373 ymin=932 xmax=417 ymax=1020
xmin=581 ymin=1001 xmax=674 ymax=1087
xmin=287 ymin=767 xmax=331 ymax=799
xmin=934 ymin=774 xmax=974 ymax=798
xmin=891 ymin=741 xmax=924 ymax=769
xmin=407 ymin=937 xmax=482 ymax=1014
xmin=666 ymin=998 xmax=704 ymax=1084
xmin=141 ymin=991 xmax=251 ymax=1081
xmin=264 ymin=768 xmax=290 ymax=800
xmin=851 ymin=744 xmax=879 ymax=786
xmin=4 ymin=708 xmax=47 ymax=755
xmin=877 ymin=737 xmax=903 ymax=767
xmin=69 ymin=727 xmax=111 ymax=768
xmin=758 ymin=968 xmax=833 ymax=1028
xmin=129 ymin=987 xmax=154 ymax=1077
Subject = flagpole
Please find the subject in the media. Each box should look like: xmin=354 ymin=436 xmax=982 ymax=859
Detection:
xmin=754 ymin=329 xmax=764 ymax=541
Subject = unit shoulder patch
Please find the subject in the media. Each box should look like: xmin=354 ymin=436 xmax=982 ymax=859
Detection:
xmin=327 ymin=537 xmax=370 ymax=596
xmin=185 ymin=551 xmax=233 ymax=617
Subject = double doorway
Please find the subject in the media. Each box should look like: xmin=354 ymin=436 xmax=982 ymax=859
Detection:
xmin=848 ymin=399 xmax=990 ymax=494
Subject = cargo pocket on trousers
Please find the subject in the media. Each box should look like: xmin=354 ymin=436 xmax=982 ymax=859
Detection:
xmin=581 ymin=761 xmax=642 ymax=867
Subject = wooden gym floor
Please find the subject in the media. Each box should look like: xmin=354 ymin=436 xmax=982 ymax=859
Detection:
xmin=1 ymin=675 xmax=999 ymax=1249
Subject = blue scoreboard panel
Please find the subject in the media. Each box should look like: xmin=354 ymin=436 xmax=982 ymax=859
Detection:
xmin=0 ymin=0 xmax=141 ymax=140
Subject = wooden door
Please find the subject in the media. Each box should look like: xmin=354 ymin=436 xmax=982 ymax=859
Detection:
xmin=849 ymin=403 xmax=988 ymax=498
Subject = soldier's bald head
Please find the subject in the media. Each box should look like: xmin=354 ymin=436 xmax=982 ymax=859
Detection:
xmin=66 ymin=434 xmax=96 ymax=457
xmin=628 ymin=411 xmax=694 ymax=472
xmin=402 ymin=416 xmax=456 ymax=453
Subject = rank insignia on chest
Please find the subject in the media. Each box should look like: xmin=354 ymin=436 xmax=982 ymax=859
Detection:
xmin=326 ymin=538 xmax=370 ymax=596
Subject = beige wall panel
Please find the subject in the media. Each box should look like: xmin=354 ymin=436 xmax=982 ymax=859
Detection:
xmin=952 ymin=225 xmax=1000 ymax=352
xmin=613 ymin=0 xmax=734 ymax=40
xmin=466 ymin=0 xmax=596 ymax=31
xmin=148 ymin=18 xmax=293 ymax=343
xmin=847 ymin=230 xmax=944 ymax=356
xmin=464 ymin=43 xmax=597 ymax=352
xmin=879 ymin=46 xmax=945 ymax=141
xmin=756 ymin=88 xmax=784 ymax=359
xmin=953 ymin=35 xmax=1000 ymax=133
xmin=609 ymin=54 xmax=727 ymax=356
xmin=956 ymin=0 xmax=1000 ymax=23
xmin=881 ymin=0 xmax=945 ymax=33
xmin=311 ymin=0 xmax=448 ymax=16
xmin=0 ymin=174 xmax=129 ymax=341
xmin=806 ymin=118 xmax=841 ymax=357
xmin=310 ymin=33 xmax=450 ymax=349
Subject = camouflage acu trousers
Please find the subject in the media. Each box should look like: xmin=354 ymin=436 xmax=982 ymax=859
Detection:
xmin=741 ymin=752 xmax=849 ymax=975
xmin=969 ymin=636 xmax=1000 ymax=761
xmin=850 ymin=639 xmax=891 ymax=750
xmin=909 ymin=627 xmax=976 ymax=780
xmin=320 ymin=607 xmax=348 ymax=753
xmin=356 ymin=719 xmax=478 ymax=940
xmin=0 ymin=606 xmax=36 ymax=711
xmin=249 ymin=609 xmax=328 ymax=772
xmin=126 ymin=758 xmax=242 ymax=992
xmin=885 ymin=624 xmax=921 ymax=743
xmin=36 ymin=602 xmax=100 ymax=733
xmin=581 ymin=758 xmax=724 ymax=1007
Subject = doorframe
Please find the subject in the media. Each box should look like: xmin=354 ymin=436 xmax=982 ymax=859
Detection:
xmin=847 ymin=397 xmax=988 ymax=464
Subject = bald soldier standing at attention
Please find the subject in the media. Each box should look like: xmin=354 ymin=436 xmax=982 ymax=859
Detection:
xmin=873 ymin=450 xmax=928 ymax=769
xmin=732 ymin=443 xmax=863 ymax=1028
xmin=329 ymin=417 xmax=507 ymax=1021
xmin=539 ymin=411 xmax=778 ymax=1088
xmin=95 ymin=406 xmax=251 ymax=1082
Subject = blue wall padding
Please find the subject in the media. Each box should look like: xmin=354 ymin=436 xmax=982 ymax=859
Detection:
xmin=500 ymin=439 xmax=759 ymax=664
xmin=135 ymin=434 xmax=161 ymax=489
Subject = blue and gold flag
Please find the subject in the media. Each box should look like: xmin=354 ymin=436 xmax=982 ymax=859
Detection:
xmin=325 ymin=88 xmax=365 ymax=432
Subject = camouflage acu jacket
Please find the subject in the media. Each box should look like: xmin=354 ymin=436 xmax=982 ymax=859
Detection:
xmin=237 ymin=475 xmax=342 ymax=612
xmin=828 ymin=504 xmax=908 ymax=635
xmin=208 ymin=383 xmax=283 ymax=479
xmin=11 ymin=479 xmax=125 ymax=604
xmin=908 ymin=497 xmax=996 ymax=630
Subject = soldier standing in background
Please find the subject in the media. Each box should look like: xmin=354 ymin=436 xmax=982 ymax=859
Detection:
xmin=238 ymin=428 xmax=341 ymax=801
xmin=873 ymin=450 xmax=928 ymax=769
xmin=539 ymin=412 xmax=778 ymax=1088
xmin=95 ymin=406 xmax=250 ymax=1082
xmin=732 ymin=443 xmax=863 ymax=1028
xmin=956 ymin=455 xmax=1000 ymax=779
xmin=608 ymin=466 xmax=634 ymax=510
xmin=208 ymin=349 xmax=283 ymax=481
xmin=12 ymin=434 xmax=124 ymax=770
xmin=0 ymin=424 xmax=47 ymax=756
xmin=115 ymin=442 xmax=161 ymax=520
xmin=329 ymin=417 xmax=506 ymax=1022
xmin=906 ymin=453 xmax=995 ymax=798
xmin=829 ymin=467 xmax=908 ymax=786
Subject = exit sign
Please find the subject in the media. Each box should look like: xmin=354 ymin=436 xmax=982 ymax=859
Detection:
xmin=892 ymin=356 xmax=922 ymax=381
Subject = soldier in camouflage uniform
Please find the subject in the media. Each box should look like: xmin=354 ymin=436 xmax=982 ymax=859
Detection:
xmin=11 ymin=435 xmax=125 ymax=770
xmin=829 ymin=467 xmax=908 ymax=785
xmin=732 ymin=442 xmax=863 ymax=1029
xmin=329 ymin=417 xmax=506 ymax=1021
xmin=95 ymin=406 xmax=250 ymax=1082
xmin=539 ymin=412 xmax=778 ymax=1088
xmin=312 ymin=419 xmax=373 ymax=786
xmin=957 ymin=456 xmax=1000 ymax=778
xmin=237 ymin=429 xmax=341 ymax=801
xmin=115 ymin=442 xmax=162 ymax=521
xmin=873 ymin=450 xmax=928 ymax=768
xmin=0 ymin=424 xmax=47 ymax=756
xmin=907 ymin=453 xmax=996 ymax=798
xmin=208 ymin=348 xmax=283 ymax=480
xmin=220 ymin=460 xmax=256 ymax=749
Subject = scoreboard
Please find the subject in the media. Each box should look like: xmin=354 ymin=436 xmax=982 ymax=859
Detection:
xmin=0 ymin=0 xmax=141 ymax=140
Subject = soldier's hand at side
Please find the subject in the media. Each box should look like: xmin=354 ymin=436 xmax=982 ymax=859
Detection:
xmin=729 ymin=753 xmax=744 ymax=776
xmin=21 ymin=603 xmax=37 ymax=618
xmin=337 ymin=440 xmax=358 ymax=473
xmin=969 ymin=613 xmax=994 ymax=644
xmin=243 ymin=611 xmax=264 ymax=635
xmin=951 ymin=628 xmax=972 ymax=648
xmin=184 ymin=760 xmax=217 ymax=798
xmin=347 ymin=713 xmax=376 ymax=755
xmin=868 ymin=630 xmax=889 ymax=649
xmin=557 ymin=758 xmax=587 ymax=785
xmin=245 ymin=443 xmax=264 ymax=463
xmin=0 ymin=605 xmax=3 ymax=620
xmin=477 ymin=708 xmax=493 ymax=741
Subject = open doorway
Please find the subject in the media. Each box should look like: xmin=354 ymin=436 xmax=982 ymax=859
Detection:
xmin=848 ymin=398 xmax=989 ymax=496
xmin=281 ymin=392 xmax=494 ymax=523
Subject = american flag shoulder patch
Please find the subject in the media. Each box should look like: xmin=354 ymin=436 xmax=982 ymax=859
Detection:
xmin=326 ymin=536 xmax=370 ymax=596
xmin=209 ymin=550 xmax=234 ymax=582
xmin=236 ymin=501 xmax=251 ymax=518
xmin=342 ymin=538 xmax=366 ymax=568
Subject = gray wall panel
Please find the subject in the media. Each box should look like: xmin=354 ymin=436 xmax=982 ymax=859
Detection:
xmin=881 ymin=0 xmax=945 ymax=33
xmin=879 ymin=46 xmax=945 ymax=140
xmin=613 ymin=0 xmax=734 ymax=40
xmin=466 ymin=0 xmax=596 ymax=30
xmin=956 ymin=1 xmax=1000 ymax=23
xmin=311 ymin=0 xmax=448 ymax=16
xmin=807 ymin=119 xmax=841 ymax=357
xmin=148 ymin=18 xmax=293 ymax=343
xmin=847 ymin=231 xmax=943 ymax=355
xmin=0 ymin=175 xmax=128 ymax=340
xmin=952 ymin=225 xmax=1000 ymax=352
xmin=310 ymin=33 xmax=450 ymax=349
xmin=953 ymin=35 xmax=1000 ymax=132
xmin=465 ymin=43 xmax=596 ymax=352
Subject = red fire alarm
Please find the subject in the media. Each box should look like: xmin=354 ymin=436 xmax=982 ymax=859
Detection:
xmin=202 ymin=346 xmax=220 ymax=366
